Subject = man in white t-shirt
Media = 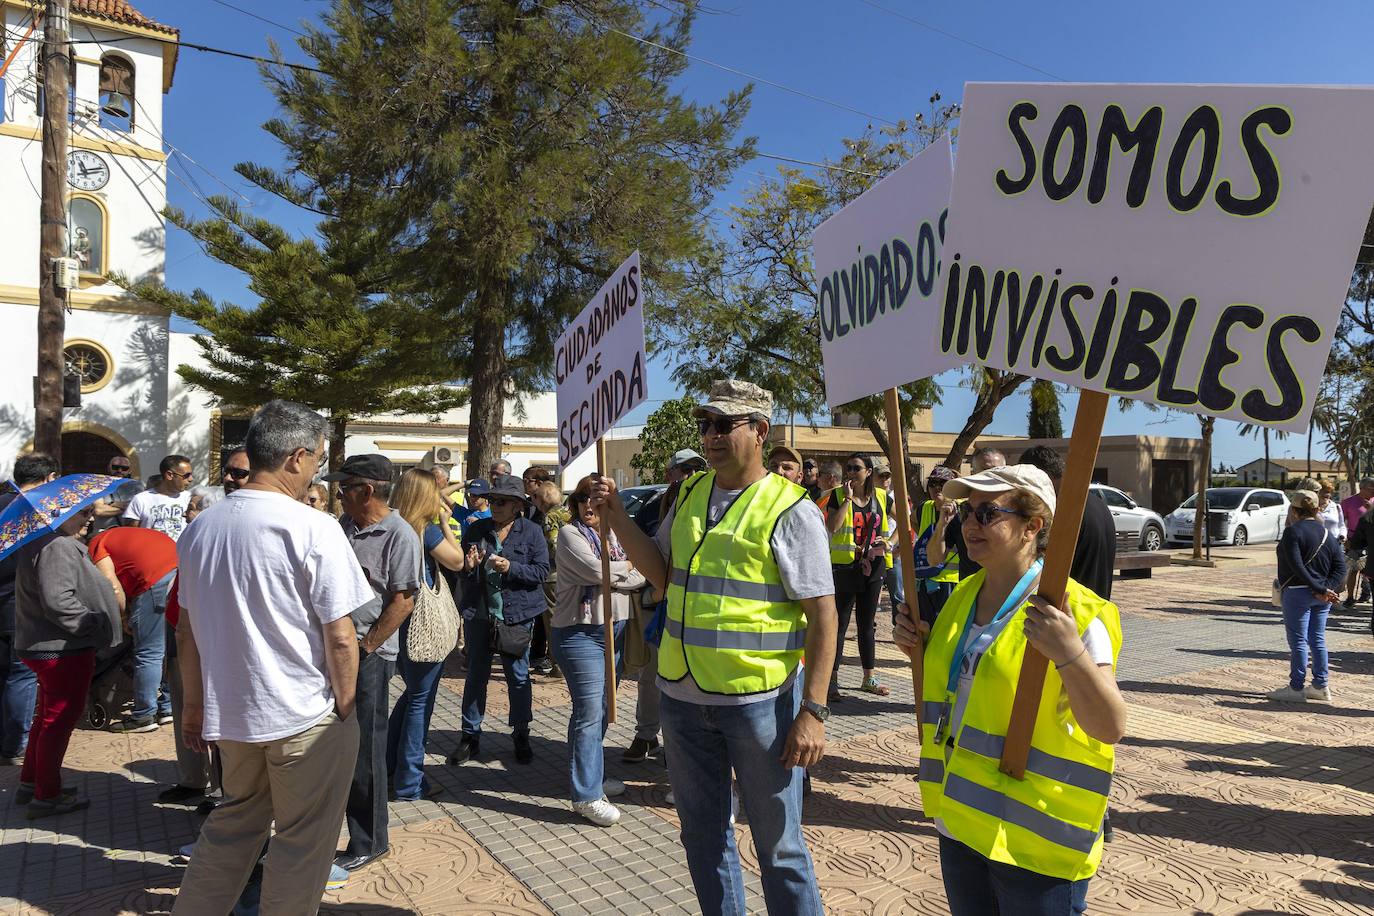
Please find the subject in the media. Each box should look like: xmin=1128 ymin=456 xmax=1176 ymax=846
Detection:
xmin=122 ymin=454 xmax=194 ymax=541
xmin=172 ymin=401 xmax=372 ymax=916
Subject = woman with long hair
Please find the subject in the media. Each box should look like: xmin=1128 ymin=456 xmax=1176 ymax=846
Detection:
xmin=553 ymin=476 xmax=645 ymax=825
xmin=895 ymin=465 xmax=1127 ymax=914
xmin=823 ymin=452 xmax=891 ymax=699
xmin=1270 ymin=490 xmax=1345 ymax=703
xmin=385 ymin=468 xmax=464 ymax=799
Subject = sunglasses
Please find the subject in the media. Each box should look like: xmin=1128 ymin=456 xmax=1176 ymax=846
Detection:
xmin=110 ymin=466 xmax=130 ymax=474
xmin=225 ymin=467 xmax=250 ymax=480
xmin=959 ymin=502 xmax=1029 ymax=526
xmin=172 ymin=471 xmax=193 ymax=481
xmin=490 ymin=496 xmax=521 ymax=507
xmin=697 ymin=415 xmax=753 ymax=437
xmin=845 ymin=464 xmax=866 ymax=472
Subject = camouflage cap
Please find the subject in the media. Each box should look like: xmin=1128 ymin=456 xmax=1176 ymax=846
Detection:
xmin=691 ymin=379 xmax=774 ymax=419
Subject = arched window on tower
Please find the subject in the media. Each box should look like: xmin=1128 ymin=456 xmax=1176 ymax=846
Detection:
xmin=98 ymin=55 xmax=134 ymax=132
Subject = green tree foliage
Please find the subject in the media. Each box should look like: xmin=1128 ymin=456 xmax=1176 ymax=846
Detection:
xmin=1027 ymin=379 xmax=1063 ymax=439
xmin=654 ymin=94 xmax=1028 ymax=473
xmin=120 ymin=200 xmax=467 ymax=470
xmin=630 ymin=396 xmax=699 ymax=482
xmin=256 ymin=0 xmax=751 ymax=477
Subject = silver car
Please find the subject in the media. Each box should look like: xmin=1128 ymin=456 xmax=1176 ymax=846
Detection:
xmin=1090 ymin=483 xmax=1167 ymax=552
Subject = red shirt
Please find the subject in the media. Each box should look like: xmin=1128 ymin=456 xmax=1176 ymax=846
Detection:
xmin=87 ymin=527 xmax=177 ymax=599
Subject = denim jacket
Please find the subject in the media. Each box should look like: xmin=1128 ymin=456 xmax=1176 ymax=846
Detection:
xmin=459 ymin=516 xmax=550 ymax=624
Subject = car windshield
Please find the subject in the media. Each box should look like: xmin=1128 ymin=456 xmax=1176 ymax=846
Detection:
xmin=1177 ymin=489 xmax=1249 ymax=510
xmin=620 ymin=487 xmax=662 ymax=516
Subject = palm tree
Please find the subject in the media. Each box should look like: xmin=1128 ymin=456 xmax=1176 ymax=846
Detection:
xmin=1238 ymin=422 xmax=1290 ymax=487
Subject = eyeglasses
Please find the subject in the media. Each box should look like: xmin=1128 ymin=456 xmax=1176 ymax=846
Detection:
xmin=172 ymin=471 xmax=193 ymax=481
xmin=697 ymin=415 xmax=753 ymax=437
xmin=224 ymin=467 xmax=250 ymax=480
xmin=959 ymin=502 xmax=1029 ymax=526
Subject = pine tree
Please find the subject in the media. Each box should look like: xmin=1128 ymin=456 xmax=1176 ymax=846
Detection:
xmin=257 ymin=0 xmax=751 ymax=477
xmin=121 ymin=199 xmax=467 ymax=471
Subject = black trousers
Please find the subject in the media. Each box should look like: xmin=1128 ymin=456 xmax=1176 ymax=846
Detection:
xmin=833 ymin=567 xmax=883 ymax=673
xmin=531 ymin=614 xmax=549 ymax=661
xmin=344 ymin=649 xmax=395 ymax=858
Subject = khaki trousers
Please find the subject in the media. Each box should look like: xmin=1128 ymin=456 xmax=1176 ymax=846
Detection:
xmin=172 ymin=711 xmax=359 ymax=916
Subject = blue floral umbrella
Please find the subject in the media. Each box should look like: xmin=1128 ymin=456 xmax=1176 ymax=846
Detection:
xmin=0 ymin=474 xmax=126 ymax=560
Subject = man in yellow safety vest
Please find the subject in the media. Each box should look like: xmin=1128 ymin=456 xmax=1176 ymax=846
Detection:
xmin=593 ymin=379 xmax=837 ymax=916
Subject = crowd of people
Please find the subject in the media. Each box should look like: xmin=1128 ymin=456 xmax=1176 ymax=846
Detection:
xmin=2 ymin=381 xmax=1361 ymax=916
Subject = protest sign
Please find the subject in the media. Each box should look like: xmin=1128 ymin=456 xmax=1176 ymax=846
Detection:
xmin=939 ymin=83 xmax=1374 ymax=433
xmin=814 ymin=135 xmax=962 ymax=409
xmin=556 ymin=251 xmax=648 ymax=468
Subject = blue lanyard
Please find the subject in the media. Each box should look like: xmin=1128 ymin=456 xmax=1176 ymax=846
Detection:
xmin=943 ymin=559 xmax=1042 ymax=698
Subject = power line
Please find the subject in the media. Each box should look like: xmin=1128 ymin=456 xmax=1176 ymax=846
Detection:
xmin=854 ymin=0 xmax=1066 ymax=82
xmin=53 ymin=33 xmax=325 ymax=73
xmin=543 ymin=1 xmax=900 ymax=127
xmin=208 ymin=0 xmax=308 ymax=38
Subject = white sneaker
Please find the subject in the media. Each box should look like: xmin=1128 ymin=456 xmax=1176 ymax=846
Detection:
xmin=665 ymin=789 xmax=674 ymax=806
xmin=1303 ymin=684 xmax=1332 ymax=702
xmin=572 ymin=797 xmax=621 ymax=827
xmin=602 ymin=778 xmax=626 ymax=798
xmin=1268 ymin=685 xmax=1306 ymax=703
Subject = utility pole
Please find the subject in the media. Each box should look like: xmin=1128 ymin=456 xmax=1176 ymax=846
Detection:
xmin=35 ymin=0 xmax=70 ymax=464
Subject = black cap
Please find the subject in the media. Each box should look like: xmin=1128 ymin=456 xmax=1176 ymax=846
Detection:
xmin=322 ymin=453 xmax=393 ymax=483
xmin=488 ymin=474 xmax=530 ymax=503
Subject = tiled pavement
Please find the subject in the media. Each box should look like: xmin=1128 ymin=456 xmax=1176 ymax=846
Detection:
xmin=4 ymin=545 xmax=1374 ymax=914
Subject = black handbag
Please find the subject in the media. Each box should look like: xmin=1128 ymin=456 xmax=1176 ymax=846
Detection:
xmin=495 ymin=619 xmax=532 ymax=658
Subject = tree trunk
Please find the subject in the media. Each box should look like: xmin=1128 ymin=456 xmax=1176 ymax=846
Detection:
xmin=1191 ymin=416 xmax=1213 ymax=560
xmin=328 ymin=413 xmax=348 ymax=514
xmin=1263 ymin=427 xmax=1271 ymax=487
xmin=465 ymin=287 xmax=508 ymax=480
xmin=862 ymin=416 xmax=917 ymax=490
xmin=941 ymin=370 xmax=1029 ymax=468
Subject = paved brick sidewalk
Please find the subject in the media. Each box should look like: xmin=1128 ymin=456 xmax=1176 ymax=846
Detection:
xmin=3 ymin=550 xmax=1373 ymax=914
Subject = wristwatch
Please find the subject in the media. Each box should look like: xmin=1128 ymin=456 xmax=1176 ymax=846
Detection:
xmin=800 ymin=699 xmax=830 ymax=723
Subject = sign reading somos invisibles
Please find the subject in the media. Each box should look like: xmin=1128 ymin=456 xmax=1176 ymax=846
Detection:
xmin=556 ymin=251 xmax=647 ymax=467
xmin=938 ymin=83 xmax=1374 ymax=432
xmin=814 ymin=135 xmax=965 ymax=408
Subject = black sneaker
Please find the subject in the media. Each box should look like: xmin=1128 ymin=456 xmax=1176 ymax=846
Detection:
xmin=27 ymin=792 xmax=90 ymax=820
xmin=108 ymin=716 xmax=158 ymax=734
xmin=446 ymin=736 xmax=479 ymax=765
xmin=195 ymin=798 xmax=218 ymax=817
xmin=157 ymin=785 xmax=207 ymax=805
xmin=622 ymin=737 xmax=660 ymax=763
xmin=513 ymin=732 xmax=533 ymax=765
xmin=531 ymin=656 xmax=555 ymax=675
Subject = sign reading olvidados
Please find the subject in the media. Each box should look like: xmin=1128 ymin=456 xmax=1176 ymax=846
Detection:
xmin=556 ymin=251 xmax=647 ymax=467
xmin=938 ymin=83 xmax=1374 ymax=432
xmin=814 ymin=135 xmax=962 ymax=408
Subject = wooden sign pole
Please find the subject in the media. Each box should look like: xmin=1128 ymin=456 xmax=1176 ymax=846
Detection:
xmin=999 ymin=389 xmax=1109 ymax=779
xmin=882 ymin=388 xmax=925 ymax=724
xmin=596 ymin=438 xmax=618 ymax=724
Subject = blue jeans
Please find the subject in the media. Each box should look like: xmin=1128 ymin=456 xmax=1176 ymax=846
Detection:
xmin=659 ymin=674 xmax=821 ymax=916
xmin=551 ymin=621 xmax=626 ymax=803
xmin=460 ymin=616 xmax=533 ymax=738
xmin=1281 ymin=588 xmax=1330 ymax=689
xmin=885 ymin=559 xmax=904 ymax=617
xmin=386 ymin=623 xmax=445 ymax=800
xmin=0 ymin=633 xmax=37 ymax=758
xmin=130 ymin=572 xmax=174 ymax=720
xmin=940 ymin=834 xmax=1089 ymax=915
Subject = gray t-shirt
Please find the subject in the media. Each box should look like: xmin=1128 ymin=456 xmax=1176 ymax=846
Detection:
xmin=654 ymin=478 xmax=833 ymax=706
xmin=341 ymin=510 xmax=422 ymax=661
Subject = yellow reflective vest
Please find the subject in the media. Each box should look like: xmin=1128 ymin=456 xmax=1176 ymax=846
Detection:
xmin=659 ymin=470 xmax=809 ymax=695
xmin=826 ymin=487 xmax=895 ymax=570
xmin=918 ymin=571 xmax=1123 ymax=882
xmin=917 ymin=499 xmax=960 ymax=582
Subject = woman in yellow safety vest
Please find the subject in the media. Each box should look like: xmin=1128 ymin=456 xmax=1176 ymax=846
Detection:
xmin=913 ymin=466 xmax=962 ymax=626
xmin=894 ymin=464 xmax=1127 ymax=915
xmin=824 ymin=453 xmax=892 ymax=699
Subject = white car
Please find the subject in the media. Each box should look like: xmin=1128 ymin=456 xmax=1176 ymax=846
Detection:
xmin=1090 ymin=484 xmax=1167 ymax=551
xmin=1164 ymin=487 xmax=1290 ymax=547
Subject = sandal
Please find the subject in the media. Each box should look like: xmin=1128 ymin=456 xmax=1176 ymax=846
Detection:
xmin=860 ymin=676 xmax=890 ymax=697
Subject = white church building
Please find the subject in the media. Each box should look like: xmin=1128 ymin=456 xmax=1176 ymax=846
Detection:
xmin=0 ymin=0 xmax=596 ymax=487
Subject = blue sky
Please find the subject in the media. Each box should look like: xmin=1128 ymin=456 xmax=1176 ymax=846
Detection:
xmin=134 ymin=0 xmax=1372 ymax=468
